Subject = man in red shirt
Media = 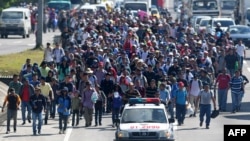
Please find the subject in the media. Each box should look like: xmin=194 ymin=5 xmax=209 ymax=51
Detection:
xmin=19 ymin=78 xmax=35 ymax=125
xmin=215 ymin=68 xmax=230 ymax=112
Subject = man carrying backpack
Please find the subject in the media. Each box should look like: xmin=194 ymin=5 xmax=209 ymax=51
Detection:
xmin=2 ymin=88 xmax=21 ymax=134
xmin=189 ymin=74 xmax=202 ymax=117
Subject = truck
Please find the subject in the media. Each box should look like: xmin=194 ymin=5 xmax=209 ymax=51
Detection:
xmin=123 ymin=0 xmax=152 ymax=15
xmin=220 ymin=0 xmax=236 ymax=17
xmin=187 ymin=0 xmax=221 ymax=17
xmin=234 ymin=0 xmax=250 ymax=25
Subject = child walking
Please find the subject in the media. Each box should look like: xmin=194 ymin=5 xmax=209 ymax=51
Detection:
xmin=71 ymin=90 xmax=81 ymax=127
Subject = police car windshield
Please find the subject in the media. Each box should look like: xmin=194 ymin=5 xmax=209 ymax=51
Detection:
xmin=121 ymin=108 xmax=167 ymax=123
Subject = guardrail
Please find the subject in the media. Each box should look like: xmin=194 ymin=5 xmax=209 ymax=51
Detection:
xmin=0 ymin=75 xmax=12 ymax=85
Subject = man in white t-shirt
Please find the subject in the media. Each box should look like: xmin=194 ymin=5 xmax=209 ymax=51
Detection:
xmin=189 ymin=74 xmax=202 ymax=117
xmin=235 ymin=40 xmax=246 ymax=69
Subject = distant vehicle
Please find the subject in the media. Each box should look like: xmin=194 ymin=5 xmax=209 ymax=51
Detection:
xmin=196 ymin=18 xmax=212 ymax=33
xmin=188 ymin=0 xmax=221 ymax=17
xmin=0 ymin=7 xmax=31 ymax=38
xmin=123 ymin=0 xmax=152 ymax=15
xmin=79 ymin=4 xmax=97 ymax=14
xmin=47 ymin=0 xmax=72 ymax=11
xmin=220 ymin=0 xmax=236 ymax=17
xmin=227 ymin=25 xmax=250 ymax=47
xmin=151 ymin=5 xmax=160 ymax=18
xmin=206 ymin=17 xmax=235 ymax=35
xmin=191 ymin=16 xmax=211 ymax=31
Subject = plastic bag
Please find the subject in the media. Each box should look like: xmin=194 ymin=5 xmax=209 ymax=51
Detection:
xmin=91 ymin=91 xmax=98 ymax=103
xmin=186 ymin=103 xmax=194 ymax=115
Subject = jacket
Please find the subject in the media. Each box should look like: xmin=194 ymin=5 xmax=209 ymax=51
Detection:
xmin=29 ymin=94 xmax=46 ymax=113
xmin=57 ymin=94 xmax=71 ymax=115
xmin=19 ymin=84 xmax=35 ymax=100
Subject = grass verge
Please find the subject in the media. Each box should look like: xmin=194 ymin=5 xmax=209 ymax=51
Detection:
xmin=0 ymin=49 xmax=44 ymax=76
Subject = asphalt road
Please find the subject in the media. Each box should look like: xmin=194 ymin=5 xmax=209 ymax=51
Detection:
xmin=0 ymin=31 xmax=59 ymax=55
xmin=0 ymin=1 xmax=250 ymax=141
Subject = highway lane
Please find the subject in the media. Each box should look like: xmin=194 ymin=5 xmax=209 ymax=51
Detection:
xmin=0 ymin=31 xmax=59 ymax=55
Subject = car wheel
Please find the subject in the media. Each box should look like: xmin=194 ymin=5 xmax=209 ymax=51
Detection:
xmin=22 ymin=34 xmax=26 ymax=38
xmin=26 ymin=34 xmax=30 ymax=38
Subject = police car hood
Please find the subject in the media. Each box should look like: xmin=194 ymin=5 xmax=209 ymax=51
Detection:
xmin=120 ymin=123 xmax=169 ymax=131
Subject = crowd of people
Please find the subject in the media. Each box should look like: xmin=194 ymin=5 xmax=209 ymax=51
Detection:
xmin=1 ymin=3 xmax=249 ymax=135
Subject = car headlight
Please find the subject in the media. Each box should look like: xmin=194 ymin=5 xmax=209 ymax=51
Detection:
xmin=117 ymin=130 xmax=129 ymax=138
xmin=159 ymin=130 xmax=172 ymax=138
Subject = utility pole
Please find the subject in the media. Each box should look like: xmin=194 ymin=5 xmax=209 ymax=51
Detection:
xmin=36 ymin=0 xmax=44 ymax=48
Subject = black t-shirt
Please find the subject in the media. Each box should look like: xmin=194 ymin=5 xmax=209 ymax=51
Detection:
xmin=225 ymin=54 xmax=238 ymax=69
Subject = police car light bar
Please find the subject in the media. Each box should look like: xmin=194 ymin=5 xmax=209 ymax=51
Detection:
xmin=129 ymin=98 xmax=161 ymax=105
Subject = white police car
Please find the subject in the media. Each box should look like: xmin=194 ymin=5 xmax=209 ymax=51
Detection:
xmin=114 ymin=98 xmax=175 ymax=141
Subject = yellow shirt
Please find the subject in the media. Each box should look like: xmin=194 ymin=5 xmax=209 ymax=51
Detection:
xmin=40 ymin=82 xmax=53 ymax=99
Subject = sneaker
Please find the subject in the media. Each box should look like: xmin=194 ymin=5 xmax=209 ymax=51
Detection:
xmin=112 ymin=124 xmax=115 ymax=128
xmin=14 ymin=129 xmax=16 ymax=133
xmin=6 ymin=131 xmax=10 ymax=134
xmin=22 ymin=122 xmax=26 ymax=125
xmin=206 ymin=126 xmax=209 ymax=129
xmin=33 ymin=132 xmax=37 ymax=136
xmin=63 ymin=130 xmax=66 ymax=134
xmin=99 ymin=123 xmax=102 ymax=126
xmin=59 ymin=130 xmax=63 ymax=134
xmin=28 ymin=119 xmax=31 ymax=123
xmin=38 ymin=130 xmax=41 ymax=134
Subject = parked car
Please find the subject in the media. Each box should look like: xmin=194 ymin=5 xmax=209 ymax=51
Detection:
xmin=227 ymin=25 xmax=250 ymax=47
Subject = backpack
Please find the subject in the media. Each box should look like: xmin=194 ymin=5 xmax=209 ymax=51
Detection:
xmin=190 ymin=79 xmax=202 ymax=90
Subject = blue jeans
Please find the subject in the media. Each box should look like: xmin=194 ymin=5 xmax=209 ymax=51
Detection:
xmin=50 ymin=100 xmax=56 ymax=117
xmin=199 ymin=104 xmax=211 ymax=126
xmin=59 ymin=113 xmax=69 ymax=131
xmin=238 ymin=56 xmax=243 ymax=69
xmin=231 ymin=92 xmax=243 ymax=111
xmin=227 ymin=68 xmax=235 ymax=78
xmin=21 ymin=101 xmax=31 ymax=122
xmin=217 ymin=88 xmax=228 ymax=111
xmin=32 ymin=111 xmax=43 ymax=133
xmin=112 ymin=107 xmax=120 ymax=124
xmin=176 ymin=104 xmax=186 ymax=124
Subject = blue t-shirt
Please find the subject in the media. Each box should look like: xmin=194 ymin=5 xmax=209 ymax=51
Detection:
xmin=174 ymin=89 xmax=187 ymax=105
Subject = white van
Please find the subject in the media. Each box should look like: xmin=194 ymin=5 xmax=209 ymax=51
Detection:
xmin=0 ymin=7 xmax=31 ymax=38
xmin=79 ymin=4 xmax=97 ymax=14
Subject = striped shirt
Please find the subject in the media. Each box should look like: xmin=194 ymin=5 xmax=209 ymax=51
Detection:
xmin=230 ymin=76 xmax=244 ymax=93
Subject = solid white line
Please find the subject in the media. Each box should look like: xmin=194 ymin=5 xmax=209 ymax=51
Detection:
xmin=64 ymin=127 xmax=73 ymax=141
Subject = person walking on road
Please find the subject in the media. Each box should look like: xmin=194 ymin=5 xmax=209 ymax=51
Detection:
xmin=94 ymin=84 xmax=106 ymax=126
xmin=71 ymin=90 xmax=81 ymax=127
xmin=174 ymin=82 xmax=188 ymax=126
xmin=215 ymin=68 xmax=230 ymax=112
xmin=8 ymin=74 xmax=22 ymax=95
xmin=39 ymin=76 xmax=54 ymax=124
xmin=82 ymin=81 xmax=96 ymax=127
xmin=229 ymin=70 xmax=245 ymax=113
xmin=2 ymin=88 xmax=21 ymax=134
xmin=19 ymin=78 xmax=35 ymax=125
xmin=57 ymin=87 xmax=71 ymax=134
xmin=29 ymin=87 xmax=47 ymax=135
xmin=196 ymin=82 xmax=216 ymax=129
